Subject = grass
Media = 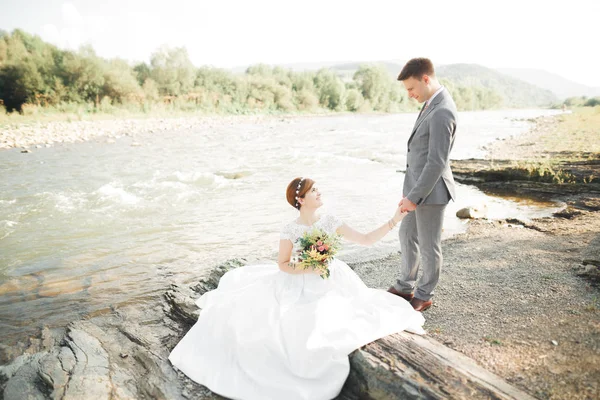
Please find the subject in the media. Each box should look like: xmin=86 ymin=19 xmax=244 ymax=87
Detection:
xmin=482 ymin=107 xmax=600 ymax=185
xmin=534 ymin=107 xmax=600 ymax=157
xmin=0 ymin=102 xmax=334 ymax=129
xmin=483 ymin=336 xmax=503 ymax=346
xmin=584 ymin=296 xmax=599 ymax=312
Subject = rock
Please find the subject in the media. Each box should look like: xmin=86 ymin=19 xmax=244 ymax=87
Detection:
xmin=62 ymin=323 xmax=112 ymax=399
xmin=551 ymin=340 xmax=558 ymax=346
xmin=164 ymin=284 xmax=201 ymax=326
xmin=164 ymin=259 xmax=245 ymax=326
xmin=37 ymin=352 xmax=70 ymax=397
xmin=341 ymin=332 xmax=535 ymax=400
xmin=190 ymin=258 xmax=245 ymax=296
xmin=215 ymin=171 xmax=253 ymax=180
xmin=1 ymin=354 xmax=48 ymax=400
xmin=37 ymin=278 xmax=88 ymax=297
xmin=553 ymin=207 xmax=583 ymax=219
xmin=456 ymin=205 xmax=488 ymax=219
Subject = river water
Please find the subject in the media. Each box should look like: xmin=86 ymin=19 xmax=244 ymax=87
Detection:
xmin=0 ymin=109 xmax=563 ymax=345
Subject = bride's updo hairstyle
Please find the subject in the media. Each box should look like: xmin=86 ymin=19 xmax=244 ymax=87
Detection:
xmin=286 ymin=177 xmax=315 ymax=210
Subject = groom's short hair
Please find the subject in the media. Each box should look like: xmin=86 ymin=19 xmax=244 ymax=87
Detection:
xmin=397 ymin=58 xmax=435 ymax=81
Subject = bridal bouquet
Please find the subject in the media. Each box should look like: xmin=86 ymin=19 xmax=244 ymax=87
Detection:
xmin=292 ymin=228 xmax=342 ymax=279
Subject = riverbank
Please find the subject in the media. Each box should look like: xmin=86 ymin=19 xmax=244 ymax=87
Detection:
xmin=0 ymin=113 xmax=286 ymax=150
xmin=452 ymin=107 xmax=600 ymax=207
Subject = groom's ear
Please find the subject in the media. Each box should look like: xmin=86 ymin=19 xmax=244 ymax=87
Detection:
xmin=422 ymin=74 xmax=430 ymax=85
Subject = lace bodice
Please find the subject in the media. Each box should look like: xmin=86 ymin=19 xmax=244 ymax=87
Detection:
xmin=280 ymin=214 xmax=344 ymax=243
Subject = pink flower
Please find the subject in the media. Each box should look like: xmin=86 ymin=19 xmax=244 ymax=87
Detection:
xmin=316 ymin=240 xmax=323 ymax=246
xmin=323 ymin=245 xmax=329 ymax=251
xmin=318 ymin=246 xmax=325 ymax=252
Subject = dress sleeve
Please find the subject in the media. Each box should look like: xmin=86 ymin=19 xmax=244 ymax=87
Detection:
xmin=280 ymin=223 xmax=295 ymax=241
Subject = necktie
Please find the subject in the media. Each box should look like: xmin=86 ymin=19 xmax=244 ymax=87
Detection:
xmin=417 ymin=102 xmax=428 ymax=119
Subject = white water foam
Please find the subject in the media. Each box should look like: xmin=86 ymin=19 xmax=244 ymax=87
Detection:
xmin=97 ymin=184 xmax=140 ymax=205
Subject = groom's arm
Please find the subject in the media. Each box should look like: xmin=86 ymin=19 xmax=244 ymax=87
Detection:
xmin=405 ymin=108 xmax=455 ymax=206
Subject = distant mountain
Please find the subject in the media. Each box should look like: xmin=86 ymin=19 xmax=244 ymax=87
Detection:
xmin=436 ymin=64 xmax=558 ymax=108
xmin=231 ymin=59 xmax=407 ymax=75
xmin=330 ymin=62 xmax=558 ymax=108
xmin=230 ymin=60 xmax=559 ymax=108
xmin=230 ymin=60 xmax=353 ymax=74
xmin=496 ymin=68 xmax=600 ymax=99
xmin=330 ymin=61 xmax=405 ymax=76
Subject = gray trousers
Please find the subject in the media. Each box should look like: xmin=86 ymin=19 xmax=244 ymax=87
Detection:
xmin=394 ymin=204 xmax=447 ymax=301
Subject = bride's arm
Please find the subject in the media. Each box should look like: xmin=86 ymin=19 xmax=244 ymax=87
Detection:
xmin=277 ymin=239 xmax=319 ymax=275
xmin=336 ymin=207 xmax=407 ymax=246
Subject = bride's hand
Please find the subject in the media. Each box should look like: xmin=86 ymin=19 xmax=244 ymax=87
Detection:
xmin=393 ymin=206 xmax=407 ymax=223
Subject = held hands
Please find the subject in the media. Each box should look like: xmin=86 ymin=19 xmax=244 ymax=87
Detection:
xmin=398 ymin=197 xmax=417 ymax=213
xmin=393 ymin=206 xmax=408 ymax=224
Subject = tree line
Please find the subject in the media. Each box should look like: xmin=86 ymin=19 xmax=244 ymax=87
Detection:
xmin=0 ymin=29 xmax=513 ymax=115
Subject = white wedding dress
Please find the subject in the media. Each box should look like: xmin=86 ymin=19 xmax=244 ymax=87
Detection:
xmin=168 ymin=214 xmax=426 ymax=400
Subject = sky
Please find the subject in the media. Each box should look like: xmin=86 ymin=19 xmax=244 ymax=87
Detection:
xmin=1 ymin=0 xmax=598 ymax=87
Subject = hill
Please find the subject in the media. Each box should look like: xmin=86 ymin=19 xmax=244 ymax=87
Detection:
xmin=436 ymin=64 xmax=558 ymax=107
xmin=497 ymin=68 xmax=600 ymax=99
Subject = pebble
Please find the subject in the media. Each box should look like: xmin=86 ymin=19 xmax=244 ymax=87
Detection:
xmin=1 ymin=115 xmax=263 ymax=151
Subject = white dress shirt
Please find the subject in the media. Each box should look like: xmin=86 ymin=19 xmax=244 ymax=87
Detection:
xmin=425 ymin=86 xmax=444 ymax=109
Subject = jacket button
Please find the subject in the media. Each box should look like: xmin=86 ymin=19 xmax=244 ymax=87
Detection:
xmin=408 ymin=148 xmax=410 ymax=152
xmin=406 ymin=164 xmax=409 ymax=168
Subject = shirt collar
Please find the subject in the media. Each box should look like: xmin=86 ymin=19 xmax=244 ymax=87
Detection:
xmin=425 ymin=86 xmax=444 ymax=107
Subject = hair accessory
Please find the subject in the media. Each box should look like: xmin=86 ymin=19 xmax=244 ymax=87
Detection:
xmin=294 ymin=177 xmax=305 ymax=209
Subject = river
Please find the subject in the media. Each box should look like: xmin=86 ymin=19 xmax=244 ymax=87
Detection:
xmin=0 ymin=109 xmax=563 ymax=345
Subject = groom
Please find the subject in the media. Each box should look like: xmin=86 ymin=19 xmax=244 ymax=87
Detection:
xmin=388 ymin=58 xmax=458 ymax=312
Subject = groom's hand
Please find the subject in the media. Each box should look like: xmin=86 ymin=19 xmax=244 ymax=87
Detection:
xmin=399 ymin=198 xmax=417 ymax=212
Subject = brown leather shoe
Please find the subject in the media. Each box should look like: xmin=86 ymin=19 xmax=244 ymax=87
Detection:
xmin=387 ymin=286 xmax=414 ymax=302
xmin=410 ymin=297 xmax=433 ymax=312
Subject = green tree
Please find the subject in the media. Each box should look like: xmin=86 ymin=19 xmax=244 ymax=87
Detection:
xmin=314 ymin=69 xmax=346 ymax=111
xmin=294 ymin=88 xmax=319 ymax=111
xmin=150 ymin=46 xmax=195 ymax=96
xmin=58 ymin=46 xmax=107 ymax=105
xmin=584 ymin=97 xmax=600 ymax=107
xmin=133 ymin=62 xmax=151 ymax=86
xmin=353 ymin=65 xmax=391 ymax=110
xmin=0 ymin=60 xmax=44 ymax=112
xmin=345 ymin=88 xmax=364 ymax=112
xmin=103 ymin=59 xmax=142 ymax=103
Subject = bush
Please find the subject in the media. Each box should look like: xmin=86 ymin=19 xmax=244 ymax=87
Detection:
xmin=345 ymin=88 xmax=364 ymax=112
xmin=294 ymin=89 xmax=319 ymax=111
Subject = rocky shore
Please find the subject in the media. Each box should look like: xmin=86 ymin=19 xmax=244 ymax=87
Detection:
xmin=0 ymin=115 xmax=273 ymax=151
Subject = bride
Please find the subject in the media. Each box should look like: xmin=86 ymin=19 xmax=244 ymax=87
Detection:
xmin=168 ymin=177 xmax=426 ymax=400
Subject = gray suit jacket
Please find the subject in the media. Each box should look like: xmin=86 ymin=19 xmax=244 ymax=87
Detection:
xmin=403 ymin=88 xmax=457 ymax=206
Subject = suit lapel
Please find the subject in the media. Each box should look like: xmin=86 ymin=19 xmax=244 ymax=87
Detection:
xmin=408 ymin=89 xmax=446 ymax=145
